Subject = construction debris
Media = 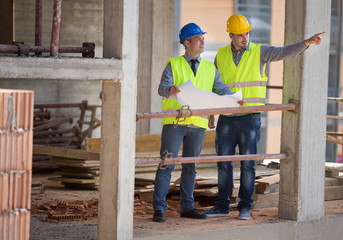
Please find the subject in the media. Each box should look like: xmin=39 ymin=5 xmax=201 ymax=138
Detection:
xmin=33 ymin=101 xmax=101 ymax=172
xmin=31 ymin=199 xmax=98 ymax=222
xmin=31 ymin=181 xmax=46 ymax=195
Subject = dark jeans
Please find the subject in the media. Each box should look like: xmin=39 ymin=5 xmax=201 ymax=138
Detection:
xmin=153 ymin=124 xmax=205 ymax=213
xmin=214 ymin=113 xmax=261 ymax=211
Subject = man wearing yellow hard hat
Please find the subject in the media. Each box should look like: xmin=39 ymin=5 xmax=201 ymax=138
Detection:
xmin=204 ymin=14 xmax=325 ymax=220
xmin=152 ymin=23 xmax=244 ymax=223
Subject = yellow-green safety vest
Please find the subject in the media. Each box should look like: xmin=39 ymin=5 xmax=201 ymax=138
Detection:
xmin=216 ymin=42 xmax=267 ymax=107
xmin=162 ymin=56 xmax=215 ymax=129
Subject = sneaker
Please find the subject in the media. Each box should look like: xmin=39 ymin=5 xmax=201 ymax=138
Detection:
xmin=153 ymin=210 xmax=165 ymax=222
xmin=238 ymin=208 xmax=250 ymax=220
xmin=203 ymin=206 xmax=230 ymax=217
xmin=180 ymin=209 xmax=207 ymax=219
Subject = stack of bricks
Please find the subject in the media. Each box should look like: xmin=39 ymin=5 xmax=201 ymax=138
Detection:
xmin=0 ymin=89 xmax=34 ymax=240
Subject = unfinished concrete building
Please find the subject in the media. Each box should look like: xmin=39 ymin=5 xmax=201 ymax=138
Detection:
xmin=1 ymin=0 xmax=343 ymax=239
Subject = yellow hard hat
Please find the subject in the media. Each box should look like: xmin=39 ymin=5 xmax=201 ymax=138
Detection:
xmin=226 ymin=14 xmax=252 ymax=34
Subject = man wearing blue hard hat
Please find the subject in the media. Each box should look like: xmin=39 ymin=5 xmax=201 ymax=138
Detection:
xmin=152 ymin=23 xmax=244 ymax=222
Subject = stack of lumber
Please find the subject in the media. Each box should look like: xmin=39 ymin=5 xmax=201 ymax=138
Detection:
xmin=250 ymin=163 xmax=343 ymax=209
xmin=325 ymin=162 xmax=343 ymax=200
xmin=32 ymin=101 xmax=101 ymax=172
xmin=252 ymin=174 xmax=280 ymax=209
xmin=33 ymin=145 xmax=100 ymax=189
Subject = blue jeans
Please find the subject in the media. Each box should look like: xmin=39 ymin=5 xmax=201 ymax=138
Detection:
xmin=214 ymin=113 xmax=261 ymax=211
xmin=153 ymin=124 xmax=205 ymax=213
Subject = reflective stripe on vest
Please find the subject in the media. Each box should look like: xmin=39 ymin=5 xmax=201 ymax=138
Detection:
xmin=162 ymin=56 xmax=215 ymax=128
xmin=217 ymin=42 xmax=267 ymax=107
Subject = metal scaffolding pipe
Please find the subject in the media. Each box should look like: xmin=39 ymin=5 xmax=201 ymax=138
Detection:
xmin=136 ymin=103 xmax=297 ymax=121
xmin=0 ymin=44 xmax=18 ymax=53
xmin=34 ymin=110 xmax=51 ymax=119
xmin=0 ymin=43 xmax=94 ymax=57
xmin=34 ymin=102 xmax=88 ymax=109
xmin=33 ymin=136 xmax=80 ymax=144
xmin=33 ymin=127 xmax=77 ymax=137
xmin=33 ymin=115 xmax=73 ymax=131
xmin=35 ymin=0 xmax=43 ymax=56
xmin=50 ymin=0 xmax=62 ymax=57
xmin=135 ymin=153 xmax=288 ymax=165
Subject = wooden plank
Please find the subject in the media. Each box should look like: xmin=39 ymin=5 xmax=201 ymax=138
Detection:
xmin=194 ymin=179 xmax=218 ymax=188
xmin=253 ymin=192 xmax=279 ymax=209
xmin=255 ymin=174 xmax=280 ymax=194
xmin=85 ymin=138 xmax=101 ymax=152
xmin=55 ymin=171 xmax=98 ymax=179
xmin=193 ymin=188 xmax=218 ymax=197
xmin=139 ymin=191 xmax=154 ymax=203
xmin=33 ymin=145 xmax=100 ymax=160
xmin=325 ymin=186 xmax=343 ymax=201
xmin=51 ymin=160 xmax=100 ymax=168
xmin=325 ymin=177 xmax=343 ymax=187
xmin=325 ymin=162 xmax=343 ymax=172
xmin=255 ymin=174 xmax=280 ymax=185
xmin=86 ymin=130 xmax=216 ymax=155
xmin=49 ymin=177 xmax=99 ymax=184
xmin=52 ymin=157 xmax=99 ymax=162
xmin=62 ymin=183 xmax=98 ymax=190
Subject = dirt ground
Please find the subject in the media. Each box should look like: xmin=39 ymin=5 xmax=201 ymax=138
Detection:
xmin=29 ymin=172 xmax=343 ymax=240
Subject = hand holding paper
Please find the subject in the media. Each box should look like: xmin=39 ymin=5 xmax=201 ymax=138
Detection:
xmin=176 ymin=80 xmax=243 ymax=110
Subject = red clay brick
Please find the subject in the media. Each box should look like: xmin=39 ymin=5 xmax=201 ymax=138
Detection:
xmin=0 ymin=171 xmax=31 ymax=212
xmin=0 ymin=89 xmax=34 ymax=131
xmin=0 ymin=132 xmax=33 ymax=171
xmin=0 ymin=210 xmax=30 ymax=240
xmin=0 ymin=173 xmax=9 ymax=212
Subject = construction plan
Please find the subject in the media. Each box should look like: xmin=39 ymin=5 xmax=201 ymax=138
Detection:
xmin=176 ymin=79 xmax=242 ymax=109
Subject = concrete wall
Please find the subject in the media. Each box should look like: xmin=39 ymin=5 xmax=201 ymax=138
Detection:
xmin=15 ymin=0 xmax=104 ymax=57
xmin=0 ymin=0 xmax=104 ymax=137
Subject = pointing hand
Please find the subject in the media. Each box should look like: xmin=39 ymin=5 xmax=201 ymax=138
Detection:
xmin=304 ymin=31 xmax=326 ymax=46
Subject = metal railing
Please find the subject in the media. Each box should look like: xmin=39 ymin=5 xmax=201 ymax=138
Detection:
xmin=135 ymin=101 xmax=298 ymax=166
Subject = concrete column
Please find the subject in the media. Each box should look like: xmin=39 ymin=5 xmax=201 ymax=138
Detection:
xmin=136 ymin=0 xmax=174 ymax=135
xmin=149 ymin=0 xmax=174 ymax=134
xmin=136 ymin=0 xmax=153 ymax=135
xmin=99 ymin=0 xmax=138 ymax=239
xmin=279 ymin=0 xmax=331 ymax=220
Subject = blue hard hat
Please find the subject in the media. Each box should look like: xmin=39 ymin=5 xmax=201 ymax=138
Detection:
xmin=179 ymin=23 xmax=207 ymax=43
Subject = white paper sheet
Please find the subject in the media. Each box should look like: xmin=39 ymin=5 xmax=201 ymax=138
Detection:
xmin=176 ymin=80 xmax=242 ymax=109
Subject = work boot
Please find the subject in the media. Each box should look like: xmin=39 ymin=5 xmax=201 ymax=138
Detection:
xmin=180 ymin=209 xmax=207 ymax=219
xmin=153 ymin=210 xmax=165 ymax=222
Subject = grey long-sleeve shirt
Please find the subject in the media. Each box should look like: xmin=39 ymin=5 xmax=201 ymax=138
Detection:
xmin=158 ymin=53 xmax=235 ymax=98
xmin=214 ymin=41 xmax=308 ymax=77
